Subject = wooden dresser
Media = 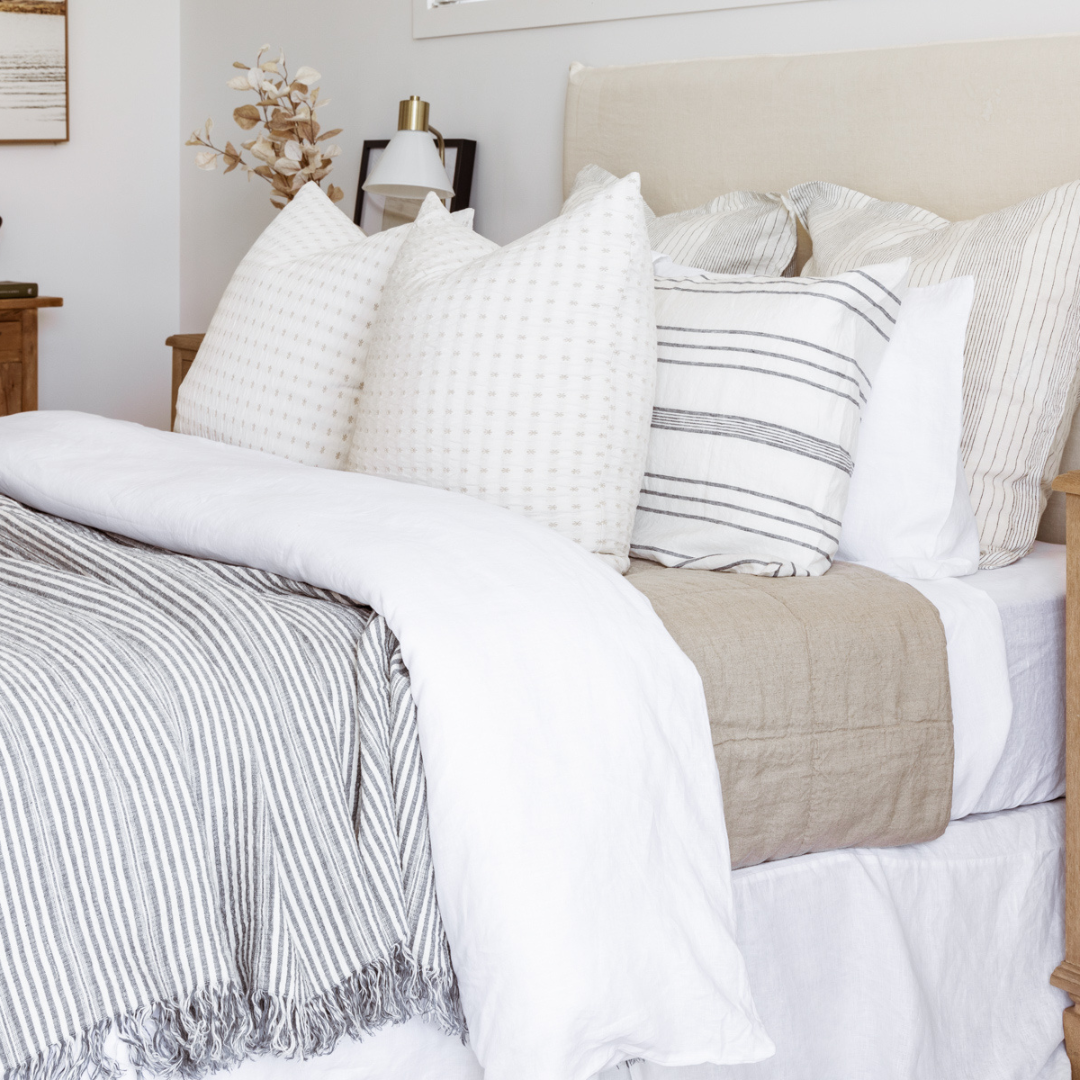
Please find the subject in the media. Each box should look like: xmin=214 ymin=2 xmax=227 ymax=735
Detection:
xmin=0 ymin=297 xmax=63 ymax=417
xmin=166 ymin=333 xmax=205 ymax=429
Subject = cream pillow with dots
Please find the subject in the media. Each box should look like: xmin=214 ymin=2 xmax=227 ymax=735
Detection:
xmin=176 ymin=182 xmax=473 ymax=468
xmin=347 ymin=176 xmax=656 ymax=572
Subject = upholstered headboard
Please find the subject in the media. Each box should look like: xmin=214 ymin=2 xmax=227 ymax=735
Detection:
xmin=563 ymin=34 xmax=1080 ymax=543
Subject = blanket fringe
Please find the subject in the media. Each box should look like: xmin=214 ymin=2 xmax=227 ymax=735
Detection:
xmin=5 ymin=945 xmax=465 ymax=1080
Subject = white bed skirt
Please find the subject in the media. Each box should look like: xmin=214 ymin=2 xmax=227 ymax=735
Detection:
xmin=173 ymin=799 xmax=1067 ymax=1080
xmin=680 ymin=799 xmax=1069 ymax=1080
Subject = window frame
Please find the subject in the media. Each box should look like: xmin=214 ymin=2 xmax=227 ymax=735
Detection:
xmin=413 ymin=0 xmax=820 ymax=39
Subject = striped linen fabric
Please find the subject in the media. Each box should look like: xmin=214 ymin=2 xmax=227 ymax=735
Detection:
xmin=631 ymin=259 xmax=908 ymax=575
xmin=562 ymin=165 xmax=796 ymax=276
xmin=0 ymin=495 xmax=462 ymax=1079
xmin=787 ymin=181 xmax=1080 ymax=569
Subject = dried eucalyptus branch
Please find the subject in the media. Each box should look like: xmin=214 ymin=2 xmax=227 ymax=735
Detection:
xmin=186 ymin=44 xmax=344 ymax=209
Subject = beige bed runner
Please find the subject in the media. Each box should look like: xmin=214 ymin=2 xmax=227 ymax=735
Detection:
xmin=627 ymin=560 xmax=954 ymax=869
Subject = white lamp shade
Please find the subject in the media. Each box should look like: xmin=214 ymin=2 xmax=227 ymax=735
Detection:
xmin=363 ymin=130 xmax=455 ymax=200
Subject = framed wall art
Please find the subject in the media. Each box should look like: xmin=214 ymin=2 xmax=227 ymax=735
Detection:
xmin=354 ymin=137 xmax=476 ymax=233
xmin=0 ymin=0 xmax=68 ymax=143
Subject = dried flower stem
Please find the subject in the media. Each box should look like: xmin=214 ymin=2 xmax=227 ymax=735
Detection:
xmin=186 ymin=44 xmax=344 ymax=209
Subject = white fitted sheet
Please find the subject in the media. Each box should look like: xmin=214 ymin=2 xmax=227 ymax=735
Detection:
xmin=191 ymin=800 xmax=1067 ymax=1080
xmin=965 ymin=541 xmax=1066 ymax=815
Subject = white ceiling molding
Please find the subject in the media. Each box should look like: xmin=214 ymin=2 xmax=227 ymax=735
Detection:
xmin=413 ymin=0 xmax=821 ymax=39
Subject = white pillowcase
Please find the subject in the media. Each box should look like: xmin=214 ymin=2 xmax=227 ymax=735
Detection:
xmin=631 ymin=260 xmax=909 ymax=576
xmin=838 ymin=278 xmax=980 ymax=579
xmin=652 ymin=252 xmax=708 ymax=279
xmin=176 ymin=182 xmax=472 ymax=468
xmin=348 ymin=176 xmax=656 ymax=572
xmin=565 ymin=164 xmax=796 ymax=276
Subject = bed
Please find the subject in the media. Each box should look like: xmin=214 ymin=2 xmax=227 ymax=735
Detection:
xmin=3 ymin=29 xmax=1080 ymax=1080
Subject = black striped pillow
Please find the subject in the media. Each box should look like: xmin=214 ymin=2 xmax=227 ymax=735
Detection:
xmin=631 ymin=260 xmax=909 ymax=576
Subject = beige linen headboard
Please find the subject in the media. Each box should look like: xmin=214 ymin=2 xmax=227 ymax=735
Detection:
xmin=564 ymin=35 xmax=1080 ymax=543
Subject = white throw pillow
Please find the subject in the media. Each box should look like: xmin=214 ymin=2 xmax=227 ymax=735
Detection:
xmin=837 ymin=278 xmax=980 ymax=579
xmin=631 ymin=259 xmax=909 ymax=576
xmin=176 ymin=182 xmax=473 ymax=468
xmin=348 ymin=177 xmax=656 ymax=573
xmin=787 ymin=180 xmax=1080 ymax=569
xmin=564 ymin=165 xmax=795 ymax=276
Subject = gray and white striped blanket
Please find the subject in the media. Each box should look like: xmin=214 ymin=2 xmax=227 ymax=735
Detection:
xmin=0 ymin=494 xmax=463 ymax=1080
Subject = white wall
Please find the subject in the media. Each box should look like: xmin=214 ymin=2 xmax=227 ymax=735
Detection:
xmin=181 ymin=0 xmax=1080 ymax=331
xmin=0 ymin=0 xmax=179 ymax=428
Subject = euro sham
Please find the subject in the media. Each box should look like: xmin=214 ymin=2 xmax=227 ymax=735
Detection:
xmin=788 ymin=180 xmax=1080 ymax=568
xmin=564 ymin=164 xmax=796 ymax=277
xmin=349 ymin=176 xmax=656 ymax=572
xmin=176 ymin=182 xmax=472 ymax=468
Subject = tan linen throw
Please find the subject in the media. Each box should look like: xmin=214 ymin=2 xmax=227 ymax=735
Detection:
xmin=627 ymin=559 xmax=953 ymax=868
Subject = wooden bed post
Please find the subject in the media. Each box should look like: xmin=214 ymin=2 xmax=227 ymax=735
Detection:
xmin=1052 ymin=473 xmax=1080 ymax=1078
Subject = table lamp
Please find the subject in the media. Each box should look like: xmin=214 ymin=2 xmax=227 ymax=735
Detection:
xmin=362 ymin=97 xmax=455 ymax=201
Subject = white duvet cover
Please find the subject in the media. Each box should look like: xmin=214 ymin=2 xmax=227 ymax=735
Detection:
xmin=0 ymin=412 xmax=772 ymax=1080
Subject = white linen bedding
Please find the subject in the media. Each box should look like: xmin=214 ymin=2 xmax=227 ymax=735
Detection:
xmin=903 ymin=541 xmax=1067 ymax=820
xmin=968 ymin=541 xmax=1066 ymax=814
xmin=0 ymin=411 xmax=772 ymax=1080
xmin=188 ymin=800 xmax=1067 ymax=1080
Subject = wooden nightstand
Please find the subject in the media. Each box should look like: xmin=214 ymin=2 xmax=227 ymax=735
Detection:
xmin=0 ymin=296 xmax=63 ymax=417
xmin=166 ymin=333 xmax=205 ymax=429
xmin=1052 ymin=469 xmax=1080 ymax=1076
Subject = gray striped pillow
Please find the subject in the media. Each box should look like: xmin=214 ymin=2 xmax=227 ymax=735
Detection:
xmin=787 ymin=181 xmax=1080 ymax=569
xmin=563 ymin=165 xmax=796 ymax=276
xmin=631 ymin=260 xmax=909 ymax=576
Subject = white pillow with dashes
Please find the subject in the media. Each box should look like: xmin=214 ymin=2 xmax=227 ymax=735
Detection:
xmin=175 ymin=182 xmax=472 ymax=468
xmin=347 ymin=176 xmax=656 ymax=572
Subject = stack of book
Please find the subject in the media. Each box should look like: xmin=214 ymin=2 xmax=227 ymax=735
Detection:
xmin=0 ymin=282 xmax=38 ymax=300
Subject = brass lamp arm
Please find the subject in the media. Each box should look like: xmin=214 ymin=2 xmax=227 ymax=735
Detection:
xmin=429 ymin=125 xmax=446 ymax=166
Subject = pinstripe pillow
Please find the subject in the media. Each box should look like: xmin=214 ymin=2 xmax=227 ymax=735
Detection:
xmin=631 ymin=260 xmax=909 ymax=576
xmin=563 ymin=165 xmax=796 ymax=276
xmin=788 ymin=181 xmax=1080 ymax=569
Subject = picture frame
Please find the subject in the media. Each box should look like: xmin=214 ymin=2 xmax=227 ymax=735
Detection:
xmin=0 ymin=0 xmax=69 ymax=144
xmin=354 ymin=138 xmax=476 ymax=233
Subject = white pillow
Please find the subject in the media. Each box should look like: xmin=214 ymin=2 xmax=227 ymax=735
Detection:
xmin=837 ymin=278 xmax=980 ymax=579
xmin=176 ymin=182 xmax=473 ymax=468
xmin=348 ymin=176 xmax=656 ymax=572
xmin=651 ymin=252 xmax=708 ymax=279
xmin=631 ymin=259 xmax=910 ymax=576
xmin=564 ymin=165 xmax=796 ymax=276
xmin=787 ymin=180 xmax=1080 ymax=568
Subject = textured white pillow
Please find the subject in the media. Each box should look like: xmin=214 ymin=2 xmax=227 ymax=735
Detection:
xmin=788 ymin=180 xmax=1080 ymax=568
xmin=631 ymin=260 xmax=909 ymax=576
xmin=348 ymin=176 xmax=656 ymax=572
xmin=176 ymin=182 xmax=472 ymax=468
xmin=838 ymin=278 xmax=981 ymax=579
xmin=564 ymin=164 xmax=795 ymax=276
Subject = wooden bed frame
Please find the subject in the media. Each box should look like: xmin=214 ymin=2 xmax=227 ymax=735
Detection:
xmin=562 ymin=35 xmax=1080 ymax=1073
xmin=1052 ymin=473 xmax=1080 ymax=1075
